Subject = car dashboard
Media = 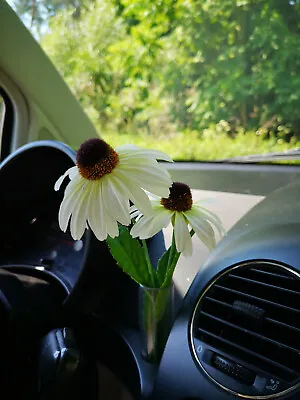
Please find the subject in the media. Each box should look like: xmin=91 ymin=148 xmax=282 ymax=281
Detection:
xmin=154 ymin=180 xmax=300 ymax=399
xmin=1 ymin=141 xmax=300 ymax=400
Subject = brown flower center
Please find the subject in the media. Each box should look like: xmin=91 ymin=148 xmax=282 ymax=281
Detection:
xmin=76 ymin=138 xmax=119 ymax=180
xmin=161 ymin=182 xmax=193 ymax=212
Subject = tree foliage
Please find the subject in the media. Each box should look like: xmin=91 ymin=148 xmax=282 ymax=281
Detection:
xmin=12 ymin=0 xmax=83 ymax=30
xmin=14 ymin=0 xmax=300 ymax=137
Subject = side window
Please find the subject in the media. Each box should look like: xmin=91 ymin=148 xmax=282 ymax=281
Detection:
xmin=0 ymin=92 xmax=5 ymax=153
xmin=0 ymin=93 xmax=4 ymax=135
xmin=0 ymin=89 xmax=13 ymax=161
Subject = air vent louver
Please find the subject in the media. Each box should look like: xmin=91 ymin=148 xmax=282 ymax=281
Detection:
xmin=191 ymin=261 xmax=300 ymax=398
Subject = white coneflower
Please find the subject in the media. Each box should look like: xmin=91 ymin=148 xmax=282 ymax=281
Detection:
xmin=55 ymin=138 xmax=172 ymax=241
xmin=130 ymin=182 xmax=225 ymax=257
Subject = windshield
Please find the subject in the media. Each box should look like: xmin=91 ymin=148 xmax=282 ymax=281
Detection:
xmin=8 ymin=0 xmax=300 ymax=162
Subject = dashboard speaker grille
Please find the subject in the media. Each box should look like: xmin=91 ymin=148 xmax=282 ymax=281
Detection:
xmin=191 ymin=261 xmax=300 ymax=398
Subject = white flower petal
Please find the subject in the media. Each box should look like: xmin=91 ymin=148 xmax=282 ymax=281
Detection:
xmin=146 ymin=194 xmax=161 ymax=202
xmin=113 ymin=170 xmax=153 ymax=216
xmin=194 ymin=227 xmax=216 ymax=250
xmin=105 ymin=213 xmax=119 ymax=238
xmin=58 ymin=176 xmax=86 ymax=232
xmin=192 ymin=205 xmax=225 ymax=236
xmin=127 ymin=185 xmax=153 ymax=216
xmin=88 ymin=182 xmax=119 ymax=240
xmin=101 ymin=175 xmax=130 ymax=226
xmin=70 ymin=182 xmax=91 ymax=240
xmin=87 ymin=181 xmax=107 ymax=241
xmin=116 ymin=144 xmax=173 ymax=162
xmin=130 ymin=209 xmax=142 ymax=220
xmin=118 ymin=156 xmax=157 ymax=167
xmin=174 ymin=212 xmax=192 ymax=257
xmin=130 ymin=207 xmax=172 ymax=239
xmin=54 ymin=166 xmax=78 ymax=191
xmin=141 ymin=208 xmax=172 ymax=237
xmin=130 ymin=215 xmax=155 ymax=238
xmin=185 ymin=211 xmax=216 ymax=250
xmin=129 ymin=205 xmax=138 ymax=213
xmin=70 ymin=167 xmax=78 ymax=179
xmin=119 ymin=163 xmax=172 ymax=197
xmin=63 ymin=173 xmax=82 ymax=196
xmin=120 ymin=160 xmax=171 ymax=179
xmin=129 ymin=205 xmax=144 ymax=221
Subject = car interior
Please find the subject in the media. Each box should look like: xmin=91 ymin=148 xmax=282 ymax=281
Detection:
xmin=1 ymin=1 xmax=300 ymax=399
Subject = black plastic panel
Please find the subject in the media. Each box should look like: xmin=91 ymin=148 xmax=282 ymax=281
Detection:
xmin=0 ymin=141 xmax=86 ymax=289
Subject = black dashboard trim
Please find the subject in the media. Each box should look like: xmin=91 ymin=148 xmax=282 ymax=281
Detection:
xmin=0 ymin=140 xmax=94 ymax=307
xmin=190 ymin=260 xmax=300 ymax=399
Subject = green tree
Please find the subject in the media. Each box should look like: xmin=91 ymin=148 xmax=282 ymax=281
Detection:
xmin=37 ymin=0 xmax=300 ymax=135
xmin=157 ymin=0 xmax=300 ymax=133
xmin=11 ymin=0 xmax=87 ymax=35
xmin=41 ymin=0 xmax=171 ymax=132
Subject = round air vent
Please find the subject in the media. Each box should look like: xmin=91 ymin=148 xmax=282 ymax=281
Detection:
xmin=190 ymin=261 xmax=300 ymax=399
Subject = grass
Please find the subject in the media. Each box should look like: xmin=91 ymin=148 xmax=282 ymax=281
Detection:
xmin=100 ymin=129 xmax=300 ymax=162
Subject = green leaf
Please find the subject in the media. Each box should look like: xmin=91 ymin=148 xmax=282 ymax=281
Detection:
xmin=157 ymin=236 xmax=180 ymax=288
xmin=106 ymin=225 xmax=152 ymax=287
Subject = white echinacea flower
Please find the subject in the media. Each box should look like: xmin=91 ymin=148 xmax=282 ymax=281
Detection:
xmin=130 ymin=182 xmax=225 ymax=257
xmin=55 ymin=138 xmax=172 ymax=241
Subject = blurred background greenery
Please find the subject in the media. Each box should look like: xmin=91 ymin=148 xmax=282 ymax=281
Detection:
xmin=9 ymin=0 xmax=300 ymax=160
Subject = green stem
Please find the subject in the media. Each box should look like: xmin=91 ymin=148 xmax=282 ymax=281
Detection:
xmin=161 ymin=232 xmax=179 ymax=288
xmin=142 ymin=239 xmax=156 ymax=287
xmin=167 ymin=231 xmax=177 ymax=268
xmin=162 ymin=252 xmax=180 ymax=288
xmin=162 ymin=228 xmax=195 ymax=288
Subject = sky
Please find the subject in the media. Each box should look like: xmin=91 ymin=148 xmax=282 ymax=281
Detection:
xmin=5 ymin=0 xmax=46 ymax=39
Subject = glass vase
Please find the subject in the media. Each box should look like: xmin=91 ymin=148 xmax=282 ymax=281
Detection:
xmin=139 ymin=283 xmax=174 ymax=364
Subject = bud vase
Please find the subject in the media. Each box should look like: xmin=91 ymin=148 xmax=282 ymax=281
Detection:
xmin=139 ymin=283 xmax=174 ymax=364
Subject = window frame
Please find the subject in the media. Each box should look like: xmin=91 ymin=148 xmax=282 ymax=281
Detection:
xmin=0 ymin=87 xmax=14 ymax=161
xmin=0 ymin=69 xmax=29 ymax=158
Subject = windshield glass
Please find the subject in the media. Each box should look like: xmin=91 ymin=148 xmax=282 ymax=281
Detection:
xmin=8 ymin=0 xmax=300 ymax=161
